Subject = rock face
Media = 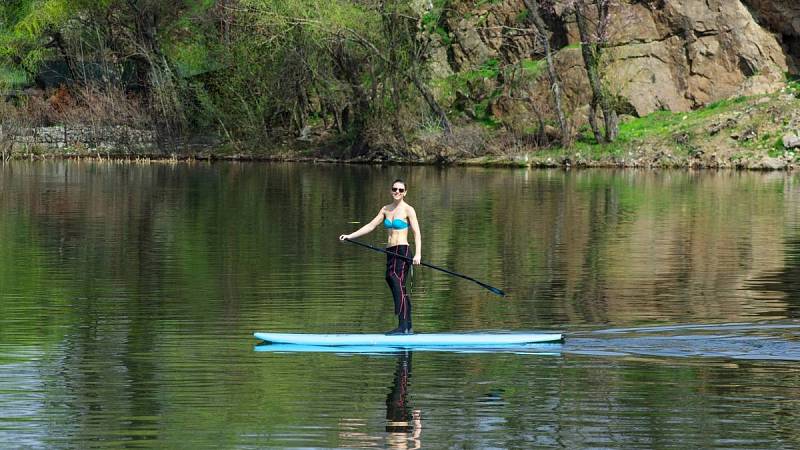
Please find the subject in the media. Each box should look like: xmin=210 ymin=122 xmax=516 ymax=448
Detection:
xmin=742 ymin=0 xmax=800 ymax=37
xmin=742 ymin=0 xmax=800 ymax=71
xmin=590 ymin=0 xmax=788 ymax=115
xmin=432 ymin=0 xmax=792 ymax=117
xmin=443 ymin=0 xmax=562 ymax=72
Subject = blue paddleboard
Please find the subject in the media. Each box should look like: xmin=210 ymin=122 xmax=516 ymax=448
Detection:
xmin=253 ymin=332 xmax=564 ymax=347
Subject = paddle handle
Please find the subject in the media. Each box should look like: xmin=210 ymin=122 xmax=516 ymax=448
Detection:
xmin=343 ymin=238 xmax=506 ymax=297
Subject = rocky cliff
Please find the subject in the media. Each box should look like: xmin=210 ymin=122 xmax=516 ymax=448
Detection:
xmin=428 ymin=0 xmax=799 ymax=120
xmin=743 ymin=0 xmax=800 ymax=71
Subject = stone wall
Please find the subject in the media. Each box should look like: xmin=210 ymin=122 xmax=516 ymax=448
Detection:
xmin=4 ymin=125 xmax=156 ymax=155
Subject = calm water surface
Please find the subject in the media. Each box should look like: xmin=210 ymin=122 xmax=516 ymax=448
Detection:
xmin=1 ymin=161 xmax=799 ymax=448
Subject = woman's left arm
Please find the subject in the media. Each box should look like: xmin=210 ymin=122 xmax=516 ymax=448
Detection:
xmin=408 ymin=207 xmax=422 ymax=264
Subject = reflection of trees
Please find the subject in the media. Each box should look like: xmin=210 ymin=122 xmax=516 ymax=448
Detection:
xmin=745 ymin=236 xmax=800 ymax=318
xmin=4 ymin=162 xmax=795 ymax=338
xmin=415 ymin=169 xmax=795 ymax=327
xmin=742 ymin=175 xmax=800 ymax=318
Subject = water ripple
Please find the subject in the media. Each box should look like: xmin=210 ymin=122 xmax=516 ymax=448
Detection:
xmin=566 ymin=321 xmax=800 ymax=361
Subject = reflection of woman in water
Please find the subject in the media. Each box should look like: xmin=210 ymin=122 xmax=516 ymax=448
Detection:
xmin=385 ymin=351 xmax=421 ymax=449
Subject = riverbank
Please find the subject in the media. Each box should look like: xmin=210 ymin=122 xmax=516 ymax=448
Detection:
xmin=3 ymin=83 xmax=800 ymax=170
xmin=470 ymin=84 xmax=800 ymax=170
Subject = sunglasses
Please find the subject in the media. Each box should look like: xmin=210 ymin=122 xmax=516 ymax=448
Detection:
xmin=391 ymin=187 xmax=406 ymax=193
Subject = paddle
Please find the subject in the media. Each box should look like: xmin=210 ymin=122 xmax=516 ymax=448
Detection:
xmin=343 ymin=238 xmax=506 ymax=297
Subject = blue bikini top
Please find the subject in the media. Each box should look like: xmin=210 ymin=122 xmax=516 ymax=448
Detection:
xmin=384 ymin=215 xmax=409 ymax=230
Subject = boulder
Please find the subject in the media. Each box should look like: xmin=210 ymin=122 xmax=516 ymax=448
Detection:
xmin=783 ymin=133 xmax=800 ymax=149
xmin=759 ymin=156 xmax=788 ymax=170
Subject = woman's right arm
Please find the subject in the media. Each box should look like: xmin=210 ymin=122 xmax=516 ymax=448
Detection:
xmin=340 ymin=208 xmax=384 ymax=240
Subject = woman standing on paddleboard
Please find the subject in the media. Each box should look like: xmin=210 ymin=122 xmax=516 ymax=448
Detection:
xmin=339 ymin=179 xmax=422 ymax=335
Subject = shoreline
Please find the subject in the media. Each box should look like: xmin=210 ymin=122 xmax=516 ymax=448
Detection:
xmin=1 ymin=149 xmax=795 ymax=171
xmin=3 ymin=88 xmax=799 ymax=171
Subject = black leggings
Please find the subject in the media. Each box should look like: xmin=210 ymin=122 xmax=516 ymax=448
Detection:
xmin=385 ymin=245 xmax=412 ymax=322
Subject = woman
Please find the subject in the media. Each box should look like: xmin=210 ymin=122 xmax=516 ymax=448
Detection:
xmin=340 ymin=179 xmax=422 ymax=335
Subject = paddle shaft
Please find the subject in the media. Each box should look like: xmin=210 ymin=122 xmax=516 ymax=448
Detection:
xmin=344 ymin=238 xmax=506 ymax=297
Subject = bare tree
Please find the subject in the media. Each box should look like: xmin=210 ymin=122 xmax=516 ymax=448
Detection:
xmin=380 ymin=0 xmax=451 ymax=135
xmin=570 ymin=0 xmax=618 ymax=142
xmin=522 ymin=0 xmax=571 ymax=145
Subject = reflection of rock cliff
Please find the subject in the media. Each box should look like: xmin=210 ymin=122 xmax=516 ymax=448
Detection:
xmin=433 ymin=0 xmax=798 ymax=117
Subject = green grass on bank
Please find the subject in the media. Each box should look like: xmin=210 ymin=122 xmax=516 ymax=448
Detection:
xmin=538 ymin=95 xmax=755 ymax=160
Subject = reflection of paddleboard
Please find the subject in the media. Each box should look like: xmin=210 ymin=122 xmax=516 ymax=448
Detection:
xmin=253 ymin=332 xmax=564 ymax=347
xmin=254 ymin=343 xmax=562 ymax=355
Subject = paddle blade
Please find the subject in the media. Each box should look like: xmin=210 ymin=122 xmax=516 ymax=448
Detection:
xmin=478 ymin=282 xmax=506 ymax=297
xmin=489 ymin=287 xmax=506 ymax=297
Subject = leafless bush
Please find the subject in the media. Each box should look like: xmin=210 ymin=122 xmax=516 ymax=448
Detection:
xmin=1 ymin=99 xmax=25 ymax=129
xmin=0 ymin=97 xmax=43 ymax=157
xmin=363 ymin=122 xmax=406 ymax=157
xmin=0 ymin=102 xmax=18 ymax=160
xmin=2 ymin=83 xmax=149 ymax=129
xmin=66 ymin=84 xmax=150 ymax=129
xmin=415 ymin=123 xmax=488 ymax=163
xmin=21 ymin=94 xmax=60 ymax=127
xmin=448 ymin=124 xmax=488 ymax=157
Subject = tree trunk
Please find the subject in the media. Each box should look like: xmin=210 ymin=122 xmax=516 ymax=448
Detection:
xmin=292 ymin=80 xmax=309 ymax=135
xmin=119 ymin=1 xmax=185 ymax=136
xmin=523 ymin=0 xmax=570 ymax=146
xmin=411 ymin=73 xmax=452 ymax=135
xmin=604 ymin=104 xmax=619 ymax=142
xmin=50 ymin=31 xmax=79 ymax=86
xmin=331 ymin=42 xmax=372 ymax=155
xmin=390 ymin=76 xmax=409 ymax=150
xmin=587 ymin=102 xmax=603 ymax=143
xmin=574 ymin=0 xmax=618 ymax=143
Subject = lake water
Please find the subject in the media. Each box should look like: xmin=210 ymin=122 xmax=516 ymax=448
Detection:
xmin=1 ymin=161 xmax=799 ymax=448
